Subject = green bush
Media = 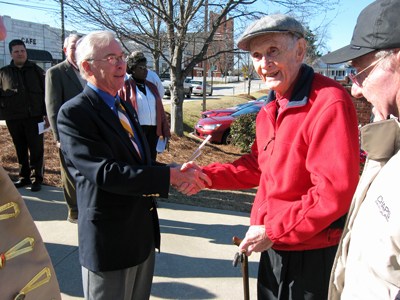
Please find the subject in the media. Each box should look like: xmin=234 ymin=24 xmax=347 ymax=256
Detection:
xmin=231 ymin=113 xmax=257 ymax=153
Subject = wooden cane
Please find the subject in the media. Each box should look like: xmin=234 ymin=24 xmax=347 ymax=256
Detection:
xmin=232 ymin=236 xmax=250 ymax=300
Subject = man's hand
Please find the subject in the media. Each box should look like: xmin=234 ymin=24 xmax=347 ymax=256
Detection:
xmin=170 ymin=162 xmax=212 ymax=196
xmin=239 ymin=225 xmax=274 ymax=256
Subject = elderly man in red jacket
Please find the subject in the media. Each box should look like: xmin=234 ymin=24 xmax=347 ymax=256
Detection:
xmin=184 ymin=14 xmax=360 ymax=300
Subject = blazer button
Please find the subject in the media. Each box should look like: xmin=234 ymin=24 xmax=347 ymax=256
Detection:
xmin=14 ymin=293 xmax=26 ymax=300
xmin=150 ymin=207 xmax=154 ymax=211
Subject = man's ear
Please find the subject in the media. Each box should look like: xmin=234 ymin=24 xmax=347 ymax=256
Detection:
xmin=63 ymin=47 xmax=68 ymax=56
xmin=395 ymin=48 xmax=400 ymax=62
xmin=81 ymin=61 xmax=93 ymax=77
xmin=296 ymin=38 xmax=307 ymax=62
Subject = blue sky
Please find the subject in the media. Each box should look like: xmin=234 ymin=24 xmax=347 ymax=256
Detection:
xmin=1 ymin=0 xmax=375 ymax=54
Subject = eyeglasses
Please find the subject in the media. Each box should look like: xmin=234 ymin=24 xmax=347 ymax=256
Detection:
xmin=137 ymin=65 xmax=147 ymax=70
xmin=87 ymin=54 xmax=127 ymax=65
xmin=349 ymin=55 xmax=387 ymax=87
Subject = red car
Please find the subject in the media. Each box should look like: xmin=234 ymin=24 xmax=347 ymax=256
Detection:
xmin=194 ymin=103 xmax=264 ymax=144
xmin=201 ymin=108 xmax=237 ymax=118
xmin=201 ymin=95 xmax=268 ymax=119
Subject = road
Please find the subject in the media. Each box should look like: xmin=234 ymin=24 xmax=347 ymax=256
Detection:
xmin=162 ymin=78 xmax=265 ymax=104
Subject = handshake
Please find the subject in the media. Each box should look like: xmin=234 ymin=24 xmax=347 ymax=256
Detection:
xmin=169 ymin=162 xmax=212 ymax=196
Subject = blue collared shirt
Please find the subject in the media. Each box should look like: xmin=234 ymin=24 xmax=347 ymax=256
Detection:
xmin=87 ymin=83 xmax=144 ymax=159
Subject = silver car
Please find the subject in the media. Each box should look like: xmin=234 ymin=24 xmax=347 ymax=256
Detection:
xmin=191 ymin=80 xmax=213 ymax=96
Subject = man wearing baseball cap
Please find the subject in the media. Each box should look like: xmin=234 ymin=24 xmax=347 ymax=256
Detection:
xmin=191 ymin=13 xmax=360 ymax=299
xmin=321 ymin=1 xmax=400 ymax=299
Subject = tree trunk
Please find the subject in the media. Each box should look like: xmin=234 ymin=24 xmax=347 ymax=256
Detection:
xmin=170 ymin=84 xmax=184 ymax=136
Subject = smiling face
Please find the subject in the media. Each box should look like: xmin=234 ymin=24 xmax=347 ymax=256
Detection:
xmin=82 ymin=39 xmax=127 ymax=96
xmin=249 ymin=33 xmax=306 ymax=98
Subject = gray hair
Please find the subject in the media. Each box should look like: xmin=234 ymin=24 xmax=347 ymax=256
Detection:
xmin=126 ymin=51 xmax=147 ymax=75
xmin=375 ymin=48 xmax=400 ymax=71
xmin=63 ymin=33 xmax=81 ymax=49
xmin=76 ymin=31 xmax=116 ymax=80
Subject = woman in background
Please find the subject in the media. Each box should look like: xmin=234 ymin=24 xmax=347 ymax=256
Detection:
xmin=119 ymin=51 xmax=171 ymax=160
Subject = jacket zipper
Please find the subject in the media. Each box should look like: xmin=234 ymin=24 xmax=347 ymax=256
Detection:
xmin=264 ymin=137 xmax=275 ymax=151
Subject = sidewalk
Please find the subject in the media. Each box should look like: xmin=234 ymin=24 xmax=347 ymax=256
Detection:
xmin=18 ymin=184 xmax=260 ymax=300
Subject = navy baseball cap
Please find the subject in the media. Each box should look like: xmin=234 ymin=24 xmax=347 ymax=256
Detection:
xmin=321 ymin=0 xmax=400 ymax=64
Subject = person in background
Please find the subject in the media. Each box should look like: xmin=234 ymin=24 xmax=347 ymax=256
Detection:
xmin=57 ymin=31 xmax=210 ymax=300
xmin=45 ymin=33 xmax=85 ymax=223
xmin=124 ymin=52 xmax=165 ymax=99
xmin=0 ymin=39 xmax=47 ymax=192
xmin=321 ymin=0 xmax=400 ymax=299
xmin=183 ymin=14 xmax=360 ymax=299
xmin=119 ymin=51 xmax=170 ymax=160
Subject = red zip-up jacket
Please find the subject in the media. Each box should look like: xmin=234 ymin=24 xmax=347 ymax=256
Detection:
xmin=202 ymin=66 xmax=359 ymax=251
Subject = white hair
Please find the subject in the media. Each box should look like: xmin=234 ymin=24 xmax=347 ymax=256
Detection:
xmin=76 ymin=31 xmax=116 ymax=80
xmin=63 ymin=33 xmax=81 ymax=49
xmin=375 ymin=48 xmax=400 ymax=71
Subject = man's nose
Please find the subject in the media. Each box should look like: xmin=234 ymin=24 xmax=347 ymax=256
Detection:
xmin=260 ymin=56 xmax=272 ymax=68
xmin=351 ymin=83 xmax=364 ymax=99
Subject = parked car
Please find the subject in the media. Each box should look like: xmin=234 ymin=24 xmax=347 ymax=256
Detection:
xmin=161 ymin=74 xmax=192 ymax=98
xmin=201 ymin=108 xmax=237 ymax=118
xmin=201 ymin=100 xmax=263 ymax=118
xmin=191 ymin=80 xmax=213 ymax=96
xmin=227 ymin=95 xmax=268 ymax=109
xmin=194 ymin=103 xmax=264 ymax=144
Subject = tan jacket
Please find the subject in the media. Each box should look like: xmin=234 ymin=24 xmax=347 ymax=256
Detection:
xmin=0 ymin=165 xmax=61 ymax=299
xmin=329 ymin=117 xmax=400 ymax=300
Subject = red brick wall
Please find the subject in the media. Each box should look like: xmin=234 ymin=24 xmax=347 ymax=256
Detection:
xmin=344 ymin=86 xmax=371 ymax=126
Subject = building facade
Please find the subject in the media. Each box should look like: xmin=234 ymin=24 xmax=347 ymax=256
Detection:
xmin=0 ymin=15 xmax=78 ymax=71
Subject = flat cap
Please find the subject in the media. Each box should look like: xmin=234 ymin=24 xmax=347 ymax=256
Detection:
xmin=237 ymin=14 xmax=305 ymax=51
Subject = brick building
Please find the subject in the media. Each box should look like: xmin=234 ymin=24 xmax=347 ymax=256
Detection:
xmin=188 ymin=12 xmax=234 ymax=78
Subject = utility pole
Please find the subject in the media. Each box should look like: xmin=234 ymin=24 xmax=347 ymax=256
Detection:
xmin=202 ymin=0 xmax=208 ymax=112
xmin=61 ymin=0 xmax=65 ymax=61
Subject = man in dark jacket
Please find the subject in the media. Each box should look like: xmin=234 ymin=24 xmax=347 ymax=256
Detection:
xmin=0 ymin=39 xmax=47 ymax=192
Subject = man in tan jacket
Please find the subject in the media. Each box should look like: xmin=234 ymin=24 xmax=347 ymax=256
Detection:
xmin=45 ymin=34 xmax=86 ymax=223
xmin=322 ymin=0 xmax=400 ymax=299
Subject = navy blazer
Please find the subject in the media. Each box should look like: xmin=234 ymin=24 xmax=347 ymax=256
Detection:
xmin=57 ymin=85 xmax=170 ymax=272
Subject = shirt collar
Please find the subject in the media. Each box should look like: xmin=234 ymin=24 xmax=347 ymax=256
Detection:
xmin=87 ymin=82 xmax=119 ymax=115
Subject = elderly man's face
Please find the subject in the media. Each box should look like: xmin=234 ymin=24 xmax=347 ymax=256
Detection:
xmin=11 ymin=45 xmax=27 ymax=67
xmin=351 ymin=51 xmax=400 ymax=120
xmin=64 ymin=37 xmax=78 ymax=63
xmin=85 ymin=39 xmax=126 ymax=96
xmin=250 ymin=33 xmax=304 ymax=97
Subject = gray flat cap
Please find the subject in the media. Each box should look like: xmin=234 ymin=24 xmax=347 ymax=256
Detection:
xmin=237 ymin=14 xmax=305 ymax=51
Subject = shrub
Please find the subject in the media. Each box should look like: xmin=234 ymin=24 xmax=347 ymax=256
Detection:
xmin=231 ymin=113 xmax=257 ymax=153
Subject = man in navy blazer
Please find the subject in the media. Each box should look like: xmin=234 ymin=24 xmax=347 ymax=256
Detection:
xmin=57 ymin=31 xmax=210 ymax=300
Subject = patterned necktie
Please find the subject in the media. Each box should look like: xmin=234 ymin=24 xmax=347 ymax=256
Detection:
xmin=115 ymin=98 xmax=142 ymax=159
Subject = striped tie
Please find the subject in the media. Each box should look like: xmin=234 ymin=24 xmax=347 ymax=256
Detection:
xmin=115 ymin=98 xmax=142 ymax=159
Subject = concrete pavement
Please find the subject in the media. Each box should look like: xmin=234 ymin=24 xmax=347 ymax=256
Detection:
xmin=18 ymin=184 xmax=260 ymax=300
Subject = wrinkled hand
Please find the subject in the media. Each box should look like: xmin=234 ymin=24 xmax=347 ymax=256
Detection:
xmin=170 ymin=162 xmax=211 ymax=196
xmin=239 ymin=225 xmax=274 ymax=256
